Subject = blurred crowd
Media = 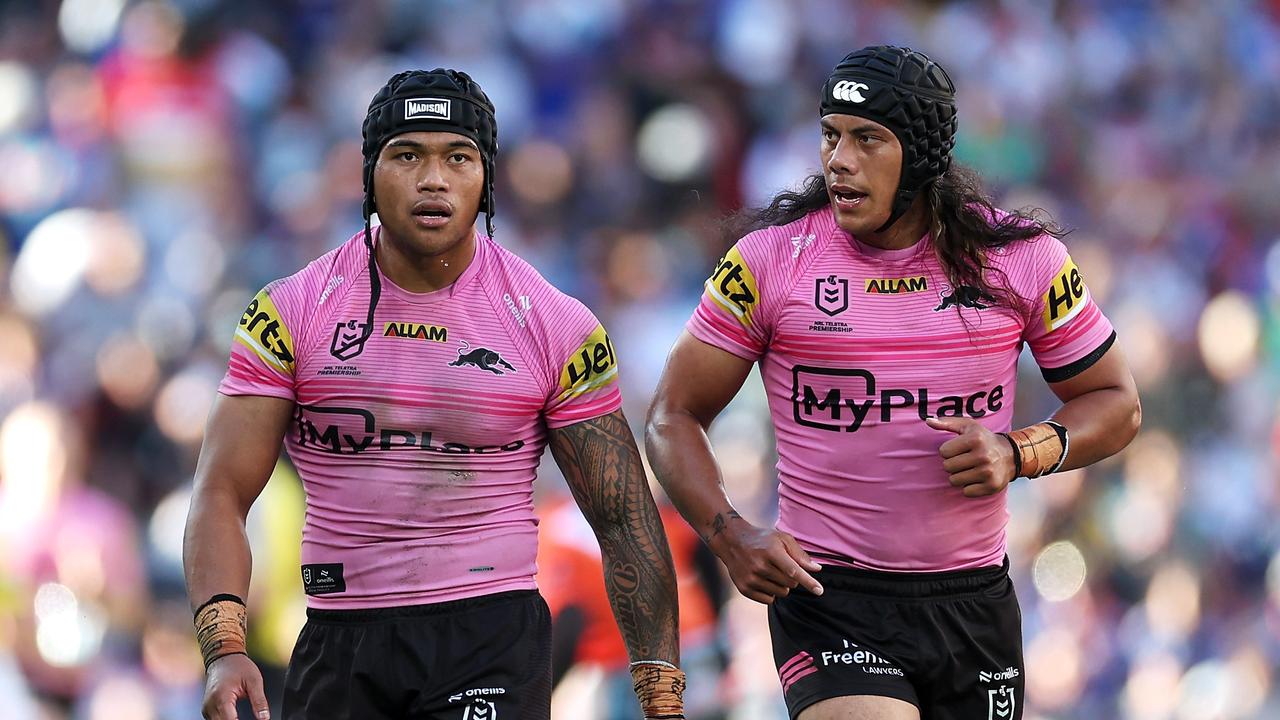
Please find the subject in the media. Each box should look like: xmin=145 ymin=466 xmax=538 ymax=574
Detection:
xmin=1 ymin=0 xmax=1279 ymax=718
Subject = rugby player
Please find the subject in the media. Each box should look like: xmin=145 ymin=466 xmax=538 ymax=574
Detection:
xmin=184 ymin=69 xmax=685 ymax=720
xmin=646 ymin=46 xmax=1140 ymax=720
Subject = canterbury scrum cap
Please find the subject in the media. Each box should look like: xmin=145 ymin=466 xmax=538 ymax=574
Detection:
xmin=820 ymin=46 xmax=957 ymax=232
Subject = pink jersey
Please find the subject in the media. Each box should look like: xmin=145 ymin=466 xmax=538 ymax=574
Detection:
xmin=688 ymin=207 xmax=1114 ymax=572
xmin=220 ymin=228 xmax=621 ymax=608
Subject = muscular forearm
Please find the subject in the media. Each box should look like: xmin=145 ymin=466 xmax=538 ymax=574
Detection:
xmin=644 ymin=407 xmax=739 ymax=544
xmin=184 ymin=394 xmax=289 ymax=613
xmin=1049 ymin=385 xmax=1141 ymax=472
xmin=549 ymin=411 xmax=681 ymax=665
xmin=596 ymin=522 xmax=681 ymax=664
xmin=183 ymin=487 xmax=254 ymax=612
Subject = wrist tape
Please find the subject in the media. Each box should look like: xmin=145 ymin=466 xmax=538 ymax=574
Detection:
xmin=1001 ymin=421 xmax=1068 ymax=479
xmin=194 ymin=594 xmax=247 ymax=668
xmin=630 ymin=660 xmax=686 ymax=719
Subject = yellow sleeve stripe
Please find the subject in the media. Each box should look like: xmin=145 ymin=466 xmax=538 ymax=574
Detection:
xmin=557 ymin=365 xmax=618 ymax=401
xmin=235 ymin=289 xmax=296 ymax=374
xmin=558 ymin=324 xmax=618 ymax=400
xmin=234 ymin=327 xmax=290 ymax=373
xmin=705 ymin=278 xmax=747 ymax=320
xmin=704 ymin=245 xmax=759 ymax=328
xmin=1042 ymin=255 xmax=1091 ymax=333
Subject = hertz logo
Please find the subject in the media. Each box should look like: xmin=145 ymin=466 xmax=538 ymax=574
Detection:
xmin=560 ymin=324 xmax=618 ymax=400
xmin=706 ymin=245 xmax=759 ymax=327
xmin=865 ymin=276 xmax=928 ymax=294
xmin=236 ymin=289 xmax=295 ymax=374
xmin=1043 ymin=255 xmax=1088 ymax=332
xmin=383 ymin=322 xmax=448 ymax=342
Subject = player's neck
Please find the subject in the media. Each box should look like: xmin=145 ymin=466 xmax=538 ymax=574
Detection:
xmin=857 ymin=200 xmax=930 ymax=251
xmin=375 ymin=229 xmax=477 ymax=293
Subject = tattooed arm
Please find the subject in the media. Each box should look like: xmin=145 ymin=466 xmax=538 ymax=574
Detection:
xmin=645 ymin=332 xmax=823 ymax=605
xmin=547 ymin=408 xmax=680 ymax=666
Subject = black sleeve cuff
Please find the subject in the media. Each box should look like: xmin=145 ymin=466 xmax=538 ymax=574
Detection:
xmin=1040 ymin=331 xmax=1117 ymax=384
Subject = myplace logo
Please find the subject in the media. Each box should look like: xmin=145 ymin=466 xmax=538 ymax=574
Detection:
xmin=405 ymin=97 xmax=451 ymax=120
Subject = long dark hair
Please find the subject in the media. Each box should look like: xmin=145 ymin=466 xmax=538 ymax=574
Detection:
xmin=723 ymin=163 xmax=1067 ymax=318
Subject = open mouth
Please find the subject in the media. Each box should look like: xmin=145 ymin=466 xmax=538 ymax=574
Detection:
xmin=831 ymin=186 xmax=868 ymax=206
xmin=412 ymin=202 xmax=453 ymax=227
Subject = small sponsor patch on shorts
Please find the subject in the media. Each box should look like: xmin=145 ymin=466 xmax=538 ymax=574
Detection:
xmin=301 ymin=563 xmax=346 ymax=595
xmin=469 ymin=566 xmax=495 ymax=573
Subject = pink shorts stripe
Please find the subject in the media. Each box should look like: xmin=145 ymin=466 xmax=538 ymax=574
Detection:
xmin=779 ymin=656 xmax=815 ymax=684
xmin=781 ymin=665 xmax=818 ymax=693
xmin=778 ymin=650 xmax=812 ymax=676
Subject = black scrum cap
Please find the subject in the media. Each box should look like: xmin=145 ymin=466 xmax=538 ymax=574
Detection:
xmin=820 ymin=46 xmax=957 ymax=232
xmin=361 ymin=68 xmax=498 ymax=235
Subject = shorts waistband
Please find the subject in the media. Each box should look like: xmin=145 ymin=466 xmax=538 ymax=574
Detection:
xmin=811 ymin=557 xmax=1010 ymax=598
xmin=305 ymin=589 xmax=537 ymax=622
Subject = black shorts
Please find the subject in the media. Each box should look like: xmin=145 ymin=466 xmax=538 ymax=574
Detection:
xmin=283 ymin=589 xmax=552 ymax=720
xmin=769 ymin=559 xmax=1023 ymax=720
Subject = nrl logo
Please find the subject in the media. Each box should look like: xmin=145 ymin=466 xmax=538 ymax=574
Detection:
xmin=986 ymin=685 xmax=1015 ymax=720
xmin=330 ymin=319 xmax=372 ymax=360
xmin=814 ymin=274 xmax=849 ymax=316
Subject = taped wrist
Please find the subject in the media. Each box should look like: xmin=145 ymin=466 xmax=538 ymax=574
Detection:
xmin=630 ymin=661 xmax=686 ymax=719
xmin=194 ymin=594 xmax=247 ymax=668
xmin=1001 ymin=421 xmax=1068 ymax=479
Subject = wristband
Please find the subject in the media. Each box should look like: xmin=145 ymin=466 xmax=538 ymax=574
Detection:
xmin=194 ymin=594 xmax=248 ymax=668
xmin=630 ymin=660 xmax=686 ymax=719
xmin=1002 ymin=421 xmax=1068 ymax=479
xmin=999 ymin=432 xmax=1022 ymax=480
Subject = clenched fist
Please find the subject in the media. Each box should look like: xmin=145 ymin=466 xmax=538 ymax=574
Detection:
xmin=926 ymin=416 xmax=1017 ymax=498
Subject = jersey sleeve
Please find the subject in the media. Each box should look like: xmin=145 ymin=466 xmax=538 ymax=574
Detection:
xmin=1018 ymin=236 xmax=1117 ymax=383
xmin=686 ymin=235 xmax=773 ymax=361
xmin=542 ymin=298 xmax=623 ymax=429
xmin=219 ymin=282 xmax=300 ymax=401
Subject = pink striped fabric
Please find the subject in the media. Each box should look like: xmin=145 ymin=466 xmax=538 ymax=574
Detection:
xmin=219 ymin=228 xmax=621 ymax=608
xmin=687 ymin=206 xmax=1114 ymax=572
xmin=779 ymin=651 xmax=818 ymax=693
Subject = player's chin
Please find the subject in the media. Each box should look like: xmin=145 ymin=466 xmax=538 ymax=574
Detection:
xmin=832 ymin=207 xmax=887 ymax=237
xmin=405 ymin=217 xmax=471 ymax=249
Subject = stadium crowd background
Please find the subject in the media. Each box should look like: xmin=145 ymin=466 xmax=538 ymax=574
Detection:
xmin=1 ymin=0 xmax=1279 ymax=717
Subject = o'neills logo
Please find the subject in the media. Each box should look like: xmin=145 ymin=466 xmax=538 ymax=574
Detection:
xmin=404 ymin=97 xmax=451 ymax=120
xmin=979 ymin=667 xmax=1020 ymax=683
